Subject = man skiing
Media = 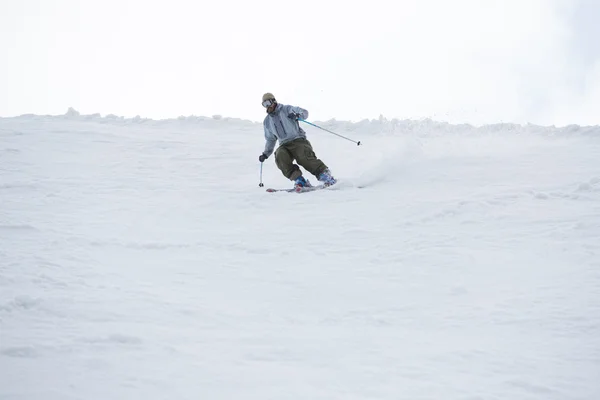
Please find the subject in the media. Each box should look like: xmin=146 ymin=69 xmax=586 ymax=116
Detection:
xmin=258 ymin=92 xmax=337 ymax=191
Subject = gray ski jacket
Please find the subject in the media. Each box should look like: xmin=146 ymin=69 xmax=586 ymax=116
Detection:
xmin=262 ymin=103 xmax=309 ymax=157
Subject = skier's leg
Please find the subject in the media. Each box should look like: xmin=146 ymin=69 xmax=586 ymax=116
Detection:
xmin=274 ymin=145 xmax=302 ymax=181
xmin=291 ymin=138 xmax=329 ymax=177
xmin=291 ymin=138 xmax=337 ymax=185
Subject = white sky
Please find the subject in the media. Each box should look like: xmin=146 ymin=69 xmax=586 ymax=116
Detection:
xmin=1 ymin=0 xmax=599 ymax=126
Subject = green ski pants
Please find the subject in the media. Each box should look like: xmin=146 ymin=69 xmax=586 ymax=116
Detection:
xmin=274 ymin=138 xmax=328 ymax=181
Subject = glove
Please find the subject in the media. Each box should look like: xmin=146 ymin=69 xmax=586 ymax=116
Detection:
xmin=259 ymin=153 xmax=268 ymax=162
xmin=287 ymin=112 xmax=300 ymax=121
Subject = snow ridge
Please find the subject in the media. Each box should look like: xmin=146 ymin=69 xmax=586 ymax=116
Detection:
xmin=2 ymin=108 xmax=600 ymax=137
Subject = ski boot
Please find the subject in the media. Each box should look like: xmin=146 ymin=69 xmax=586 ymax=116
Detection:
xmin=318 ymin=169 xmax=337 ymax=187
xmin=294 ymin=176 xmax=312 ymax=192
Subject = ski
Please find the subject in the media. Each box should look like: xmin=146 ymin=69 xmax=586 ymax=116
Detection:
xmin=266 ymin=184 xmax=331 ymax=193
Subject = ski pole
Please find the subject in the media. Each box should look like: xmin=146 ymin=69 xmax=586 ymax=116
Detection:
xmin=259 ymin=162 xmax=264 ymax=187
xmin=299 ymin=119 xmax=361 ymax=146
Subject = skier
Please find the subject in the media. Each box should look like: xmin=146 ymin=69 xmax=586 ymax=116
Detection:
xmin=258 ymin=92 xmax=337 ymax=191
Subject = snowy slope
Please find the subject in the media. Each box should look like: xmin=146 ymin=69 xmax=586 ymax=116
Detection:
xmin=1 ymin=112 xmax=599 ymax=400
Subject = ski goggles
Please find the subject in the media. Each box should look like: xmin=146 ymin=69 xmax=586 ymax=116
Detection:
xmin=262 ymin=98 xmax=276 ymax=108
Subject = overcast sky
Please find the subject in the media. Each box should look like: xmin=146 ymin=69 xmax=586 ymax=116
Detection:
xmin=1 ymin=0 xmax=599 ymax=126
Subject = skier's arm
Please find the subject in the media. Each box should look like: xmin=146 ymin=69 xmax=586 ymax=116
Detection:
xmin=285 ymin=105 xmax=308 ymax=120
xmin=263 ymin=123 xmax=277 ymax=158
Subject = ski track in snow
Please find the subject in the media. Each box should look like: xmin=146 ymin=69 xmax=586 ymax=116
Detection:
xmin=1 ymin=114 xmax=600 ymax=399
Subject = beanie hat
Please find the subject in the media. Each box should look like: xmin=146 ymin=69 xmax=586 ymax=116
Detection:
xmin=262 ymin=92 xmax=276 ymax=102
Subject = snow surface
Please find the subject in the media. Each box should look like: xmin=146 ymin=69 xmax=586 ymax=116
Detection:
xmin=1 ymin=111 xmax=599 ymax=399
